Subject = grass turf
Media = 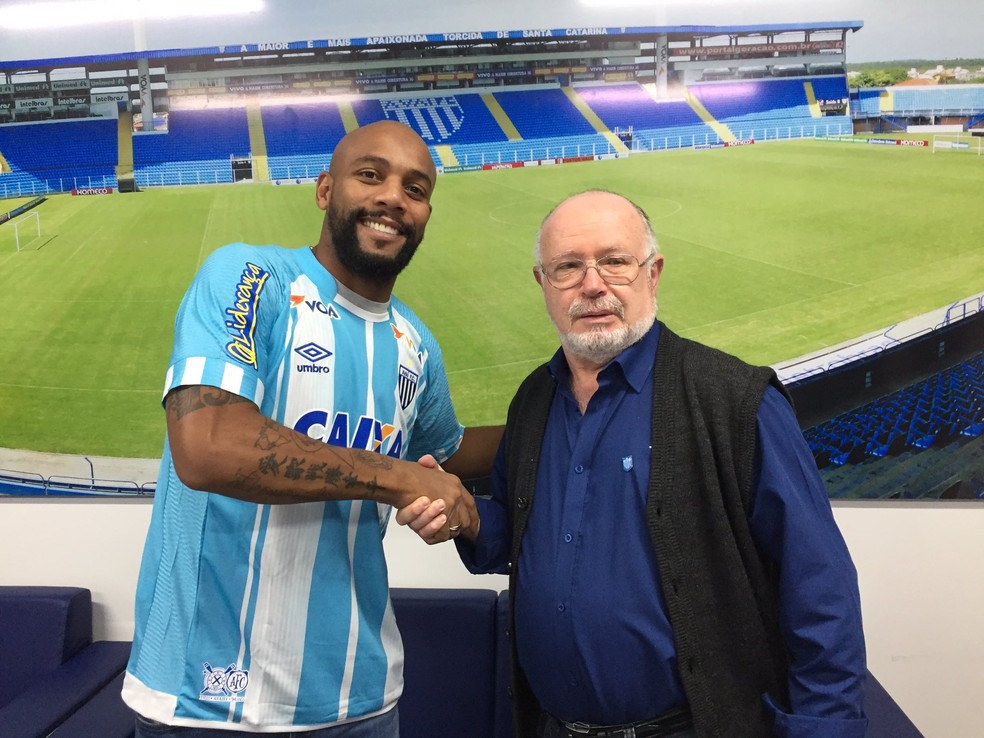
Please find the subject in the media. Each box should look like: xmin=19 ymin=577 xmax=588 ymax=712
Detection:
xmin=1 ymin=138 xmax=982 ymax=457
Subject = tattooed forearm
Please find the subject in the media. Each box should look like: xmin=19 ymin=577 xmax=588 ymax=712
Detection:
xmin=167 ymin=385 xmax=254 ymax=421
xmin=232 ymin=469 xmax=310 ymax=504
xmin=247 ymin=449 xmax=390 ymax=502
xmin=351 ymin=449 xmax=395 ymax=470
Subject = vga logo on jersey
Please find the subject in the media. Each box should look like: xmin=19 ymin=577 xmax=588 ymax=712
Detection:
xmin=200 ymin=662 xmax=249 ymax=703
xmin=294 ymin=342 xmax=333 ymax=373
xmin=224 ymin=263 xmax=269 ymax=368
xmin=294 ymin=411 xmax=404 ymax=458
xmin=291 ymin=294 xmax=341 ymax=319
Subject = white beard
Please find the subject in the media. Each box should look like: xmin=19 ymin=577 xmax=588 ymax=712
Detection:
xmin=559 ymin=295 xmax=656 ymax=366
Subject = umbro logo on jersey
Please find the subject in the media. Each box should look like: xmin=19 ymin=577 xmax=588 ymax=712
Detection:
xmin=295 ymin=342 xmax=333 ymax=373
xmin=292 ymin=295 xmax=341 ymax=319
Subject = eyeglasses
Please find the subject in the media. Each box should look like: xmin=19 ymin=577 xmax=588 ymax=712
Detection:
xmin=539 ymin=253 xmax=653 ymax=289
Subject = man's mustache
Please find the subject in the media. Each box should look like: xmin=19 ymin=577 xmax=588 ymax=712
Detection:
xmin=568 ymin=296 xmax=625 ymax=321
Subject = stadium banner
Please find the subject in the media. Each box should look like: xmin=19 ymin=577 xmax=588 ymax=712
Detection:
xmin=693 ymin=143 xmax=726 ymax=150
xmin=91 ymin=92 xmax=128 ymax=103
xmin=725 ymin=139 xmax=756 ymax=147
xmin=71 ymin=187 xmax=114 ymax=196
xmin=51 ymin=79 xmax=90 ymax=91
xmin=475 ymin=70 xmax=531 ymax=80
xmin=0 ymin=195 xmax=47 ymax=224
xmin=55 ymin=96 xmax=89 ymax=107
xmin=819 ymin=137 xmax=929 ymax=147
xmin=228 ymin=83 xmax=290 ymax=93
xmin=90 ymin=77 xmax=129 ymax=89
xmin=670 ymin=40 xmax=842 ymax=59
xmin=934 ymin=140 xmax=970 ymax=150
xmin=214 ymin=25 xmax=858 ymax=56
xmin=478 ymin=155 xmax=610 ymax=173
xmin=15 ymin=97 xmax=52 ymax=111
xmin=272 ymin=177 xmax=320 ymax=186
xmin=12 ymin=82 xmax=49 ymax=93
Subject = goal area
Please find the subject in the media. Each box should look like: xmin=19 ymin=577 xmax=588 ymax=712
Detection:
xmin=932 ymin=133 xmax=983 ymax=156
xmin=8 ymin=211 xmax=42 ymax=252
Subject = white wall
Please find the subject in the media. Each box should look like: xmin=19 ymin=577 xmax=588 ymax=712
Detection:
xmin=0 ymin=498 xmax=981 ymax=737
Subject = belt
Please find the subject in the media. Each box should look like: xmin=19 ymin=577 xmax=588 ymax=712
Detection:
xmin=542 ymin=706 xmax=693 ymax=738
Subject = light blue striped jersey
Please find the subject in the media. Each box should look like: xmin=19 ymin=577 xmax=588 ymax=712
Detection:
xmin=122 ymin=243 xmax=464 ymax=730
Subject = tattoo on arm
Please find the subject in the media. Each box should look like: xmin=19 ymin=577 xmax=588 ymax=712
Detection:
xmin=167 ymin=385 xmax=397 ymax=504
xmin=167 ymin=385 xmax=253 ymax=421
xmin=246 ymin=447 xmax=392 ymax=502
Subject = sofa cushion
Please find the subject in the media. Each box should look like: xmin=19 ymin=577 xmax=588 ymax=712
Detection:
xmin=391 ymin=588 xmax=498 ymax=738
xmin=0 ymin=640 xmax=131 ymax=738
xmin=0 ymin=587 xmax=92 ymax=707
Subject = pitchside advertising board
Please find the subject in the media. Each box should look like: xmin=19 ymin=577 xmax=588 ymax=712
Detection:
xmin=71 ymin=187 xmax=114 ymax=196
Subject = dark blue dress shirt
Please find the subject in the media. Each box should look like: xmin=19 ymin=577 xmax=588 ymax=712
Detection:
xmin=458 ymin=322 xmax=867 ymax=738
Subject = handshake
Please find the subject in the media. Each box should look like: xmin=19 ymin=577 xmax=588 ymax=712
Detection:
xmin=394 ymin=454 xmax=479 ymax=545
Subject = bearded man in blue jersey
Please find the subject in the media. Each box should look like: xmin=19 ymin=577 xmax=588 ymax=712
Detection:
xmin=401 ymin=190 xmax=868 ymax=738
xmin=123 ymin=120 xmax=500 ymax=736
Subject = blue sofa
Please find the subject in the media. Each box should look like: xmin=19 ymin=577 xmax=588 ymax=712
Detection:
xmin=0 ymin=587 xmax=131 ymax=738
xmin=0 ymin=587 xmax=922 ymax=737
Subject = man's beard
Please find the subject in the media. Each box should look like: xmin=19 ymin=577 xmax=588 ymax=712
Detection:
xmin=558 ymin=295 xmax=656 ymax=365
xmin=328 ymin=202 xmax=422 ymax=282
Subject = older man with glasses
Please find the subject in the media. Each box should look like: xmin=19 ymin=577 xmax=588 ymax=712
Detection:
xmin=400 ymin=189 xmax=868 ymax=738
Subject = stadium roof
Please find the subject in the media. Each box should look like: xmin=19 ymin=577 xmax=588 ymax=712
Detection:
xmin=0 ymin=21 xmax=863 ymax=71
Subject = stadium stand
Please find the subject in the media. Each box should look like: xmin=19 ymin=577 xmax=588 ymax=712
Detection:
xmin=575 ymin=84 xmax=704 ymax=132
xmin=492 ymin=88 xmax=598 ymax=139
xmin=804 ymin=353 xmax=983 ymax=462
xmin=0 ymin=119 xmax=118 ymax=195
xmin=132 ymin=108 xmax=251 ymax=187
xmin=260 ymin=102 xmax=348 ymax=180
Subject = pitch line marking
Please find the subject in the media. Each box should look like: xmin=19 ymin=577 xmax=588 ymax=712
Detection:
xmin=0 ymin=382 xmax=158 ymax=394
xmin=448 ymin=356 xmax=551 ymax=376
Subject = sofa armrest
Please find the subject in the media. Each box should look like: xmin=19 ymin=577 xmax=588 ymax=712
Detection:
xmin=864 ymin=671 xmax=925 ymax=738
xmin=0 ymin=641 xmax=131 ymax=738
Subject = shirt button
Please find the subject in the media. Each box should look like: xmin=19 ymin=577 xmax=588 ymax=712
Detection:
xmin=564 ymin=533 xmax=573 ymax=543
xmin=557 ymin=603 xmax=566 ymax=613
xmin=574 ymin=464 xmax=584 ymax=474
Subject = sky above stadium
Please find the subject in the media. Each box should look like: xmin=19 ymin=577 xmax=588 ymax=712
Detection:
xmin=0 ymin=0 xmax=980 ymax=64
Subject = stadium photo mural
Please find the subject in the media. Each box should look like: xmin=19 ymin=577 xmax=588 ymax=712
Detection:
xmin=0 ymin=1 xmax=982 ymax=501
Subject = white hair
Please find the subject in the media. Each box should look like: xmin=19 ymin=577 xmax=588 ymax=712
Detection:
xmin=533 ymin=189 xmax=660 ymax=266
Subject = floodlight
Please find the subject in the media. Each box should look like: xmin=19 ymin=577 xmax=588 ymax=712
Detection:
xmin=0 ymin=0 xmax=264 ymax=30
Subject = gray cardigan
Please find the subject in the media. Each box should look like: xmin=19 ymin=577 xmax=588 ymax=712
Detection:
xmin=503 ymin=324 xmax=791 ymax=737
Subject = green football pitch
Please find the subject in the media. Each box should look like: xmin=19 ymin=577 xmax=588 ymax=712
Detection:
xmin=1 ymin=138 xmax=982 ymax=457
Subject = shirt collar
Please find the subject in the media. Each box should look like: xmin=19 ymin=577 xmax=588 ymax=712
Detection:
xmin=548 ymin=320 xmax=661 ymax=394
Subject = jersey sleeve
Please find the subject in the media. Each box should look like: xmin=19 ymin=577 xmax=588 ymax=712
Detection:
xmin=163 ymin=244 xmax=282 ymax=408
xmin=403 ymin=327 xmax=464 ymax=464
